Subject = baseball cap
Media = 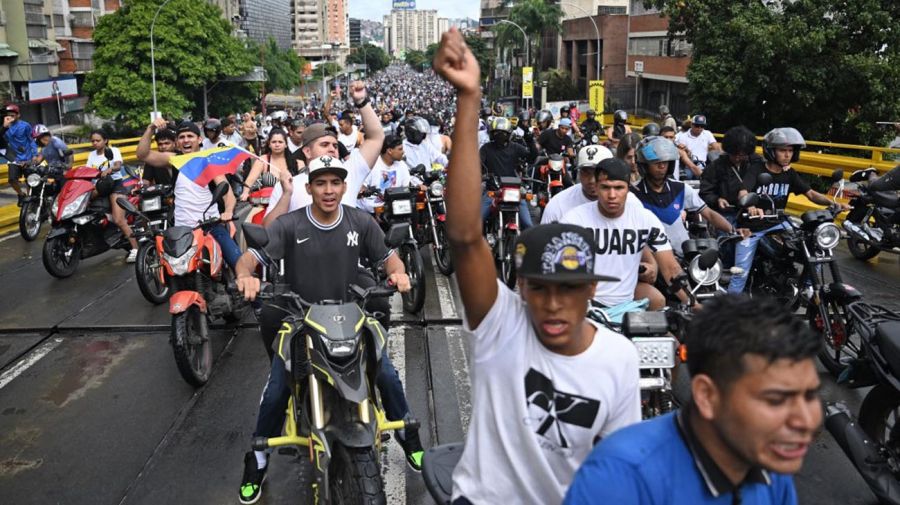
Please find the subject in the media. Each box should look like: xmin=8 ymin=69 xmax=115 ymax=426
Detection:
xmin=301 ymin=123 xmax=338 ymax=148
xmin=576 ymin=145 xmax=614 ymax=169
xmin=692 ymin=114 xmax=707 ymax=127
xmin=558 ymin=118 xmax=572 ymax=128
xmin=514 ymin=223 xmax=619 ymax=283
xmin=597 ymin=158 xmax=631 ymax=182
xmin=307 ymin=155 xmax=348 ymax=181
xmin=176 ymin=120 xmax=202 ymax=137
xmin=3 ymin=104 xmax=19 ymax=115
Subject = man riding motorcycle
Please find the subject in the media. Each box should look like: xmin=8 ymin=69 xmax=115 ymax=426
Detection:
xmin=541 ymin=144 xmax=613 ymax=224
xmin=580 ymin=110 xmax=602 ymax=140
xmin=480 ymin=116 xmax=536 ymax=229
xmin=403 ymin=115 xmax=448 ymax=170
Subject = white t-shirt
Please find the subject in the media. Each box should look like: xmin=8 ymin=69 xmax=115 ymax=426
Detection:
xmin=87 ymin=146 xmax=125 ymax=178
xmin=561 ymin=200 xmax=672 ymax=306
xmin=357 ymin=157 xmax=412 ymax=213
xmin=201 ymin=136 xmax=236 ymax=150
xmin=452 ymin=281 xmax=641 ymax=504
xmin=265 ymin=149 xmax=371 ymax=215
xmin=174 ymin=173 xmax=218 ymax=227
xmin=675 ymin=129 xmax=717 ymax=172
xmin=403 ymin=139 xmax=448 ymax=170
xmin=338 ymin=125 xmax=360 ymax=152
xmin=542 ymin=184 xmax=593 ymax=224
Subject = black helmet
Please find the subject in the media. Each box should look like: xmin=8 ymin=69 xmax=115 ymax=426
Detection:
xmin=569 ymin=101 xmax=577 ymax=107
xmin=586 ymin=109 xmax=596 ymax=119
xmin=722 ymin=126 xmax=757 ymax=157
xmin=641 ymin=122 xmax=660 ymax=137
xmin=203 ymin=118 xmax=222 ymax=134
xmin=762 ymin=127 xmax=805 ymax=164
xmin=404 ymin=116 xmax=430 ymax=145
xmin=614 ymin=110 xmax=628 ymax=124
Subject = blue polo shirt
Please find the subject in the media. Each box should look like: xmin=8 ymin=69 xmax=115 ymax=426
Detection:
xmin=564 ymin=409 xmax=798 ymax=505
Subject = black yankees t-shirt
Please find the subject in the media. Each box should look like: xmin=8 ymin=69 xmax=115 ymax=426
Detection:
xmin=260 ymin=205 xmax=390 ymax=303
xmin=741 ymin=165 xmax=810 ymax=231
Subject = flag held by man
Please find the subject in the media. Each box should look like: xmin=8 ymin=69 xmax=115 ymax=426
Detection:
xmin=169 ymin=146 xmax=251 ymax=187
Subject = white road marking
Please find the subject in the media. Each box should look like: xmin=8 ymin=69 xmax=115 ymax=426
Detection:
xmin=381 ymin=325 xmax=407 ymax=504
xmin=389 ymin=292 xmax=404 ymax=319
xmin=0 ymin=337 xmax=64 ymax=390
xmin=431 ymin=255 xmax=459 ymax=320
xmin=0 ymin=232 xmax=21 ymax=243
xmin=445 ymin=327 xmax=472 ymax=433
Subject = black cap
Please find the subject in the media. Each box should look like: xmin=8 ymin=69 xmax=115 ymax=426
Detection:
xmin=176 ymin=121 xmax=201 ymax=137
xmin=597 ymin=158 xmax=631 ymax=183
xmin=514 ymin=224 xmax=619 ymax=283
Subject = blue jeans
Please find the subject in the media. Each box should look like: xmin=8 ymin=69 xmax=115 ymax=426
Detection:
xmin=480 ymin=192 xmax=533 ymax=229
xmin=254 ymin=348 xmax=410 ymax=439
xmin=727 ymin=221 xmax=791 ymax=294
xmin=209 ymin=224 xmax=241 ymax=270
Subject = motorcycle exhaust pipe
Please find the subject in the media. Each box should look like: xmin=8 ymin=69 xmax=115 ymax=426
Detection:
xmin=824 ymin=403 xmax=900 ymax=505
xmin=843 ymin=221 xmax=876 ymax=244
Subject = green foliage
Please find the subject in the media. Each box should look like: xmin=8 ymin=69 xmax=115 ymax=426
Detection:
xmin=405 ymin=50 xmax=428 ymax=71
xmin=424 ymin=43 xmax=439 ymax=66
xmin=506 ymin=0 xmax=563 ymax=68
xmin=84 ymin=0 xmax=253 ymax=128
xmin=318 ymin=62 xmax=343 ymax=78
xmin=346 ymin=43 xmax=390 ymax=73
xmin=646 ymin=0 xmax=900 ymax=145
xmin=251 ymin=38 xmax=303 ymax=93
xmin=463 ymin=34 xmax=493 ymax=80
xmin=540 ymin=68 xmax=580 ymax=101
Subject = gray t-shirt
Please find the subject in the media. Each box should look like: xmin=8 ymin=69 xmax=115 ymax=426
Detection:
xmin=254 ymin=205 xmax=390 ymax=303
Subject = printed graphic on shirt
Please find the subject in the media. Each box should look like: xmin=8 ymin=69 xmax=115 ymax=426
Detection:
xmin=755 ymin=182 xmax=791 ymax=199
xmin=591 ymin=227 xmax=669 ymax=255
xmin=524 ymin=368 xmax=600 ymax=453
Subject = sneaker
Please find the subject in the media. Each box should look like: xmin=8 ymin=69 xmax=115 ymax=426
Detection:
xmin=16 ymin=194 xmax=24 ymax=207
xmin=126 ymin=249 xmax=138 ymax=263
xmin=395 ymin=428 xmax=425 ymax=472
xmin=238 ymin=451 xmax=267 ymax=504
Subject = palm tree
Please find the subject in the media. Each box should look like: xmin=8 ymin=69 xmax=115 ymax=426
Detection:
xmin=505 ymin=0 xmax=563 ymax=69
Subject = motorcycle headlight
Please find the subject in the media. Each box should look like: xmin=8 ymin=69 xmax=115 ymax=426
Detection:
xmin=73 ymin=215 xmax=92 ymax=225
xmin=163 ymin=245 xmax=198 ymax=276
xmin=632 ymin=337 xmax=677 ymax=369
xmin=501 ymin=188 xmax=521 ymax=203
xmin=60 ymin=193 xmax=91 ymax=220
xmin=26 ymin=174 xmax=42 ymax=187
xmin=815 ymin=222 xmax=841 ymax=250
xmin=549 ymin=159 xmax=563 ymax=172
xmin=141 ymin=196 xmax=162 ymax=213
xmin=319 ymin=335 xmax=358 ymax=357
xmin=429 ymin=181 xmax=444 ymax=197
xmin=688 ymin=256 xmax=722 ymax=286
xmin=391 ymin=199 xmax=412 ymax=216
xmin=51 ymin=199 xmax=59 ymax=216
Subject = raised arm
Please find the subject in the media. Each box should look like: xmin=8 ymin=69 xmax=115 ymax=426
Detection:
xmin=136 ymin=118 xmax=171 ymax=166
xmin=350 ymin=81 xmax=384 ymax=169
xmin=434 ymin=29 xmax=497 ymax=329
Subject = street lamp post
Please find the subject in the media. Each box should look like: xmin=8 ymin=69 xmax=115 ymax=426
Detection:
xmin=558 ymin=2 xmax=601 ymax=82
xmin=497 ymin=19 xmax=530 ymax=109
xmin=150 ymin=0 xmax=174 ymax=119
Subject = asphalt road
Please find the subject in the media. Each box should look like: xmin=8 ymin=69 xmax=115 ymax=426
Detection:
xmin=0 ymin=230 xmax=898 ymax=505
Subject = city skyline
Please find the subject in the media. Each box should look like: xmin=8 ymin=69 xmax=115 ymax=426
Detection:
xmin=349 ymin=0 xmax=480 ymax=23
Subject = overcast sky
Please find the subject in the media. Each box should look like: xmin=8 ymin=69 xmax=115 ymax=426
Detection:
xmin=350 ymin=0 xmax=481 ymax=22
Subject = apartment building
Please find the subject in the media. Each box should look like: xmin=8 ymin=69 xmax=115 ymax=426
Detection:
xmin=383 ymin=9 xmax=443 ymax=56
xmin=291 ymin=0 xmax=348 ymax=64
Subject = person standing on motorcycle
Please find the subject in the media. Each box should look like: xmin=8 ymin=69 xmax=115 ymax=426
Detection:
xmin=565 ymin=294 xmax=822 ymax=505
xmin=235 ymin=155 xmax=423 ymax=502
xmin=541 ymin=144 xmax=613 ymax=224
xmin=433 ymin=29 xmax=641 ymax=504
xmin=87 ymin=130 xmax=141 ymax=263
xmin=2 ymin=104 xmax=38 ymax=205
xmin=728 ymin=127 xmax=849 ymax=294
xmin=561 ymin=157 xmax=694 ymax=310
xmin=136 ymin=121 xmax=242 ymax=269
xmin=480 ymin=116 xmax=536 ymax=229
xmin=630 ymin=136 xmax=747 ymax=255
xmin=403 ymin=115 xmax=448 ymax=169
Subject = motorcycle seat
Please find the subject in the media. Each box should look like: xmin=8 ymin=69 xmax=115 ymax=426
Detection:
xmin=422 ymin=443 xmax=464 ymax=505
xmin=872 ymin=191 xmax=899 ymax=209
xmin=875 ymin=321 xmax=900 ymax=374
xmin=499 ymin=176 xmax=522 ymax=187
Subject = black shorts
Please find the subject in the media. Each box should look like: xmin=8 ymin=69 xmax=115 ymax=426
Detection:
xmin=7 ymin=163 xmax=22 ymax=182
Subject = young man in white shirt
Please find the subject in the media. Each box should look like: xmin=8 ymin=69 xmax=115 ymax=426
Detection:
xmin=541 ymin=144 xmax=613 ymax=224
xmin=674 ymin=114 xmax=720 ymax=180
xmin=434 ymin=29 xmax=641 ymax=505
xmin=357 ymin=134 xmax=416 ymax=213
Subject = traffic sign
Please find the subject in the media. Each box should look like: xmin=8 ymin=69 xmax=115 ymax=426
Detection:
xmin=522 ymin=66 xmax=533 ymax=99
xmin=589 ymin=80 xmax=604 ymax=114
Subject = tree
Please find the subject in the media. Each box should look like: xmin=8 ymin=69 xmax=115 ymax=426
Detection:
xmin=84 ymin=0 xmax=253 ymax=128
xmin=405 ymin=50 xmax=428 ymax=71
xmin=318 ymin=62 xmax=343 ymax=78
xmin=253 ymin=38 xmax=304 ymax=93
xmin=505 ymin=0 xmax=563 ymax=70
xmin=647 ymin=0 xmax=900 ymax=145
xmin=346 ymin=43 xmax=390 ymax=73
xmin=541 ymin=68 xmax=580 ymax=101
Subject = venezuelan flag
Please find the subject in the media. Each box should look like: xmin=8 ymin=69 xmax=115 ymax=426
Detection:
xmin=170 ymin=146 xmax=252 ymax=187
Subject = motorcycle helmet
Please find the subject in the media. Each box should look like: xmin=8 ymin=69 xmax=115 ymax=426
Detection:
xmin=691 ymin=114 xmax=708 ymax=127
xmin=271 ymin=110 xmax=288 ymax=126
xmin=32 ymin=124 xmax=50 ymax=139
xmin=722 ymin=126 xmax=757 ymax=157
xmin=641 ymin=122 xmax=661 ymax=137
xmin=762 ymin=127 xmax=805 ymax=164
xmin=488 ymin=117 xmax=513 ymax=145
xmin=404 ymin=116 xmax=430 ymax=145
xmin=203 ymin=118 xmax=222 ymax=134
xmin=576 ymin=144 xmax=614 ymax=170
xmin=636 ymin=136 xmax=679 ymax=176
xmin=614 ymin=109 xmax=628 ymax=124
xmin=536 ymin=110 xmax=553 ymax=130
xmin=586 ymin=109 xmax=596 ymax=120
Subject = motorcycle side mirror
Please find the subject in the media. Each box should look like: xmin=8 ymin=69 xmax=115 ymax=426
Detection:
xmin=116 ymin=197 xmax=138 ymax=214
xmin=738 ymin=192 xmax=759 ymax=208
xmin=756 ymin=172 xmax=773 ymax=187
xmin=411 ymin=164 xmax=426 ymax=176
xmin=242 ymin=222 xmax=269 ymax=249
xmin=698 ymin=247 xmax=719 ymax=271
xmin=123 ymin=164 xmax=139 ymax=179
xmin=831 ymin=169 xmax=844 ymax=183
xmin=62 ymin=149 xmax=74 ymax=157
xmin=385 ymin=223 xmax=409 ymax=248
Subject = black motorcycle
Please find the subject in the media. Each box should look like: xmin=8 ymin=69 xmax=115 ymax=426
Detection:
xmin=843 ymin=166 xmax=900 ymax=262
xmin=825 ymin=301 xmax=900 ymax=505
xmin=483 ymin=175 xmax=526 ymax=288
xmin=243 ymin=223 xmax=419 ymax=505
xmin=17 ymin=160 xmax=67 ymax=241
xmin=677 ymin=235 xmax=742 ymax=302
xmin=410 ymin=164 xmax=453 ymax=276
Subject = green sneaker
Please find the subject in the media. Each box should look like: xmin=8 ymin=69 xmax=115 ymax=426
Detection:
xmin=395 ymin=429 xmax=425 ymax=472
xmin=239 ymin=451 xmax=267 ymax=504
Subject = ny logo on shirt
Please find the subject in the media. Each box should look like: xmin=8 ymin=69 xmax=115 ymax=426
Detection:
xmin=524 ymin=369 xmax=600 ymax=450
xmin=347 ymin=231 xmax=359 ymax=247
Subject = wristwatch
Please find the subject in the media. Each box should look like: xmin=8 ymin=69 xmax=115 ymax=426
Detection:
xmin=353 ymin=97 xmax=370 ymax=109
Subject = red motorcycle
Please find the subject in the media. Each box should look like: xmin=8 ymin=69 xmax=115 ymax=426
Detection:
xmin=484 ymin=175 xmax=530 ymax=288
xmin=42 ymin=164 xmax=139 ymax=278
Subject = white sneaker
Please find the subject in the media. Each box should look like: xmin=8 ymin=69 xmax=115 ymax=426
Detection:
xmin=126 ymin=249 xmax=138 ymax=263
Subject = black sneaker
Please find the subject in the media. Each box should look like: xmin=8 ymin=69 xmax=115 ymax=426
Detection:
xmin=238 ymin=451 xmax=267 ymax=504
xmin=395 ymin=428 xmax=424 ymax=472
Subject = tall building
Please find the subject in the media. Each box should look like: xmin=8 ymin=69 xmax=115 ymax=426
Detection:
xmin=291 ymin=0 xmax=348 ymax=64
xmin=383 ymin=9 xmax=440 ymax=56
xmin=349 ymin=18 xmax=361 ymax=47
xmin=239 ymin=0 xmax=292 ymax=50
xmin=437 ymin=18 xmax=449 ymax=37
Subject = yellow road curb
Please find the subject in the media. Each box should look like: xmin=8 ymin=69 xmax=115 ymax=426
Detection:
xmin=0 ymin=203 xmax=20 ymax=237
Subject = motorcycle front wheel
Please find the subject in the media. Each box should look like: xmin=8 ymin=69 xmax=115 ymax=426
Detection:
xmin=859 ymin=384 xmax=900 ymax=452
xmin=19 ymin=199 xmax=42 ymax=241
xmin=432 ymin=222 xmax=454 ymax=276
xmin=328 ymin=443 xmax=386 ymax=505
xmin=42 ymin=235 xmax=81 ymax=278
xmin=847 ymin=234 xmax=880 ymax=261
xmin=498 ymin=234 xmax=517 ymax=289
xmin=135 ymin=242 xmax=169 ymax=304
xmin=171 ymin=306 xmax=212 ymax=387
xmin=400 ymin=243 xmax=425 ymax=314
xmin=810 ymin=300 xmax=860 ymax=376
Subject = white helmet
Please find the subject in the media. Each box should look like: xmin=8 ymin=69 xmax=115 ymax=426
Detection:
xmin=576 ymin=144 xmax=614 ymax=169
